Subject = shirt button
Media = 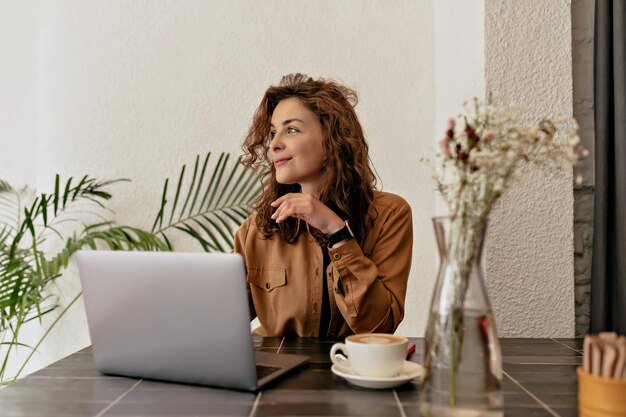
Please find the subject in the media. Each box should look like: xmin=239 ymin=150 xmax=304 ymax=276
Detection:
xmin=333 ymin=253 xmax=341 ymax=260
xmin=265 ymin=282 xmax=270 ymax=289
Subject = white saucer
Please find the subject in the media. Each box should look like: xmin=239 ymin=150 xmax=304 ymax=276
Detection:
xmin=331 ymin=361 xmax=423 ymax=389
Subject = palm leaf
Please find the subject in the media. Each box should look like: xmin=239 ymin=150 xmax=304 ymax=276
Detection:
xmin=152 ymin=152 xmax=263 ymax=252
xmin=0 ymin=174 xmax=167 ymax=383
xmin=0 ymin=181 xmax=11 ymax=193
xmin=82 ymin=224 xmax=169 ymax=252
xmin=0 ymin=153 xmax=260 ymax=383
xmin=0 ymin=185 xmax=30 ymax=242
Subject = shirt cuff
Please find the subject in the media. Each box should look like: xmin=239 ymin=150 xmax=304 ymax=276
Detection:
xmin=327 ymin=237 xmax=362 ymax=265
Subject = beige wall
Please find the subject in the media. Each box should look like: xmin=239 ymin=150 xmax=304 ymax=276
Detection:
xmin=484 ymin=0 xmax=575 ymax=337
xmin=434 ymin=0 xmax=577 ymax=337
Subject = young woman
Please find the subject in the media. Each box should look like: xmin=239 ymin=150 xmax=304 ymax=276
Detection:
xmin=234 ymin=73 xmax=412 ymax=337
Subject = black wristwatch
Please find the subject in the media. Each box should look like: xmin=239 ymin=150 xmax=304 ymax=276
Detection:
xmin=325 ymin=221 xmax=354 ymax=248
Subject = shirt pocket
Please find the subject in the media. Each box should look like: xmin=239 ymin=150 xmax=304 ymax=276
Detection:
xmin=247 ymin=267 xmax=287 ymax=292
xmin=247 ymin=266 xmax=288 ymax=334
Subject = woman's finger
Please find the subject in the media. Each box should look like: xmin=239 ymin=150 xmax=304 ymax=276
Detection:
xmin=270 ymin=199 xmax=289 ymax=219
xmin=276 ymin=202 xmax=301 ymax=223
xmin=271 ymin=193 xmax=296 ymax=207
xmin=272 ymin=200 xmax=293 ymax=222
xmin=270 ymin=193 xmax=335 ymax=230
xmin=278 ymin=199 xmax=314 ymax=223
xmin=272 ymin=195 xmax=305 ymax=219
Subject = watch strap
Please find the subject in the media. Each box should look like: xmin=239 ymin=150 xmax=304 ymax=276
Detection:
xmin=326 ymin=221 xmax=354 ymax=247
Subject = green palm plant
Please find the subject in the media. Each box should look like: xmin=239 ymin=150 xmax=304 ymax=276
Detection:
xmin=0 ymin=175 xmax=167 ymax=384
xmin=0 ymin=152 xmax=263 ymax=386
xmin=151 ymin=152 xmax=263 ymax=252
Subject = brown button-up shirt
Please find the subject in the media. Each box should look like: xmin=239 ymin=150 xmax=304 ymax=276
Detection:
xmin=233 ymin=191 xmax=413 ymax=337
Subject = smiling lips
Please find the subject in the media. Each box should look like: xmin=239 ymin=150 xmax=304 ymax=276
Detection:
xmin=273 ymin=157 xmax=292 ymax=167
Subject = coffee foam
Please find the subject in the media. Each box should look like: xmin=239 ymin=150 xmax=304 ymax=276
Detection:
xmin=359 ymin=336 xmax=392 ymax=344
xmin=350 ymin=334 xmax=404 ymax=345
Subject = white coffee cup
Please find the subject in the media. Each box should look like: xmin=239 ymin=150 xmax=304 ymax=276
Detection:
xmin=330 ymin=333 xmax=408 ymax=378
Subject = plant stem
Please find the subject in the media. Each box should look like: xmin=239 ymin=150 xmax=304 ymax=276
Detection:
xmin=449 ymin=308 xmax=456 ymax=407
xmin=9 ymin=292 xmax=82 ymax=383
xmin=0 ymin=321 xmax=22 ymax=383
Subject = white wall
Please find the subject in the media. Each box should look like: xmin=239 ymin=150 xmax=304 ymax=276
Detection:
xmin=1 ymin=0 xmax=437 ymax=377
xmin=434 ymin=0 xmax=485 ymax=213
xmin=484 ymin=0 xmax=575 ymax=337
xmin=0 ymin=0 xmax=38 ymax=188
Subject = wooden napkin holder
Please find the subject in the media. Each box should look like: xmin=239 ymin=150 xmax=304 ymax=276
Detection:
xmin=578 ymin=365 xmax=626 ymax=416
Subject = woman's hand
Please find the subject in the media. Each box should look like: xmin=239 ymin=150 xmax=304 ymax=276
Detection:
xmin=271 ymin=193 xmax=345 ymax=234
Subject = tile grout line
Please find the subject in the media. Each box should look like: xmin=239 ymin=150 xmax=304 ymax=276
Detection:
xmin=392 ymin=389 xmax=408 ymax=417
xmin=92 ymin=378 xmax=143 ymax=417
xmin=550 ymin=338 xmax=583 ymax=354
xmin=248 ymin=391 xmax=263 ymax=417
xmin=503 ymin=370 xmax=562 ymax=417
xmin=276 ymin=337 xmax=285 ymax=354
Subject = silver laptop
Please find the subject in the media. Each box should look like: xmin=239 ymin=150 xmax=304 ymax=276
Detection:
xmin=76 ymin=250 xmax=308 ymax=391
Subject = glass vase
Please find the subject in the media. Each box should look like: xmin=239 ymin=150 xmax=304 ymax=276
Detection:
xmin=419 ymin=216 xmax=503 ymax=417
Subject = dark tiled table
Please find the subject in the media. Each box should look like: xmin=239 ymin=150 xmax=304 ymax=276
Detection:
xmin=0 ymin=337 xmax=581 ymax=416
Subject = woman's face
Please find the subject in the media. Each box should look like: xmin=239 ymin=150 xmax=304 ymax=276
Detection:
xmin=269 ymin=97 xmax=326 ymax=194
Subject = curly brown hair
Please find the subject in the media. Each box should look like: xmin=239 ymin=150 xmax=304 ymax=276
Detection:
xmin=241 ymin=73 xmax=377 ymax=244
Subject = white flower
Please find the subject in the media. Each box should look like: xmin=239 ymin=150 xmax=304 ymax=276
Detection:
xmin=431 ymin=96 xmax=585 ymax=221
xmin=575 ymin=174 xmax=583 ymax=185
xmin=565 ymin=147 xmax=577 ymax=162
xmin=493 ymin=178 xmax=505 ymax=192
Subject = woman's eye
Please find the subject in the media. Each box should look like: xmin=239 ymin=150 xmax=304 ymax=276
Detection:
xmin=269 ymin=128 xmax=297 ymax=140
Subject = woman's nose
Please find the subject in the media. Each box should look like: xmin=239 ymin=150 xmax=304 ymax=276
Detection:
xmin=269 ymin=133 xmax=284 ymax=151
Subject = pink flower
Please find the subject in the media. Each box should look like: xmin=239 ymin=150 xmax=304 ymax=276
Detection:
xmin=448 ymin=118 xmax=456 ymax=128
xmin=440 ymin=137 xmax=451 ymax=157
xmin=465 ymin=124 xmax=480 ymax=144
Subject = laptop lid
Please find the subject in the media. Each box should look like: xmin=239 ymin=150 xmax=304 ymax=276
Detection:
xmin=77 ymin=250 xmax=268 ymax=391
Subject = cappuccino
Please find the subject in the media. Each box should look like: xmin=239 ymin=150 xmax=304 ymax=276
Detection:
xmin=330 ymin=333 xmax=408 ymax=377
xmin=349 ymin=334 xmax=404 ymax=345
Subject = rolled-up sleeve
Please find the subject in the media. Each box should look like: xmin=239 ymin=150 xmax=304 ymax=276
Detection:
xmin=328 ymin=201 xmax=412 ymax=334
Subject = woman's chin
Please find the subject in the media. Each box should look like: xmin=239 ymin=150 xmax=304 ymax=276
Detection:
xmin=275 ymin=176 xmax=299 ymax=186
